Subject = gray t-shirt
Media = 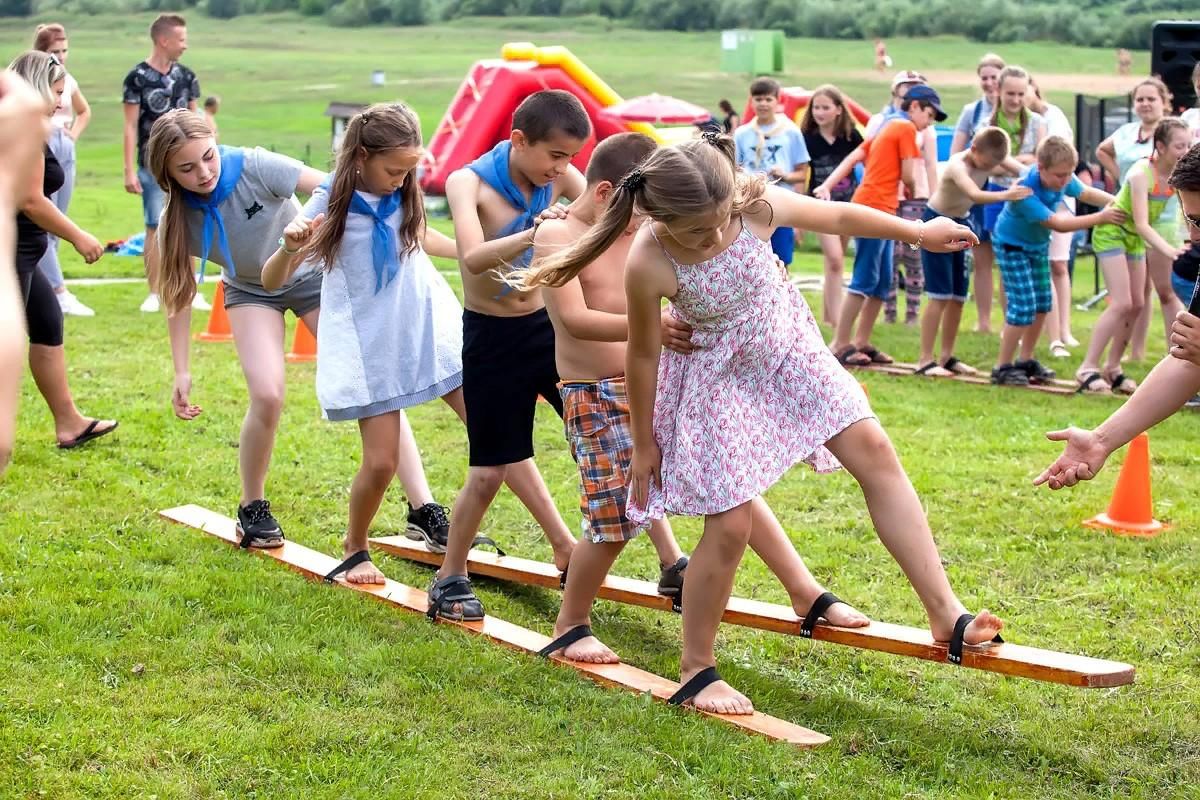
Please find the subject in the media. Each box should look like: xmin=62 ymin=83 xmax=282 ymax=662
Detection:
xmin=182 ymin=146 xmax=310 ymax=295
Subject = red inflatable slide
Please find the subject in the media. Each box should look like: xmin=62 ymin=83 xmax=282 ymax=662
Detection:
xmin=420 ymin=43 xmax=660 ymax=195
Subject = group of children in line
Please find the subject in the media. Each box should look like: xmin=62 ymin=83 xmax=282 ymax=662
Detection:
xmin=150 ymin=85 xmax=1011 ymax=715
xmin=733 ymin=65 xmax=1200 ymax=394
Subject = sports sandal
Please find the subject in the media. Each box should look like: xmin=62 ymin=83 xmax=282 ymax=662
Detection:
xmin=426 ymin=574 xmax=484 ymax=622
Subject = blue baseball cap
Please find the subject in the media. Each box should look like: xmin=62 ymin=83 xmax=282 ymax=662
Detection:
xmin=902 ymin=85 xmax=948 ymax=122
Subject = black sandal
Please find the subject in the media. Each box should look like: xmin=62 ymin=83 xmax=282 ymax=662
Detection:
xmin=799 ymin=591 xmax=844 ymax=638
xmin=538 ymin=624 xmax=594 ymax=658
xmin=942 ymin=357 xmax=978 ymax=376
xmin=657 ymin=556 xmax=688 ymax=612
xmin=859 ymin=345 xmax=894 ymax=364
xmin=835 ymin=346 xmax=871 ymax=367
xmin=1075 ymin=372 xmax=1110 ymax=395
xmin=559 ymin=565 xmax=569 ymax=590
xmin=946 ymin=613 xmax=1004 ymax=665
xmin=913 ymin=362 xmax=939 ymax=376
xmin=323 ymin=550 xmax=373 ymax=583
xmin=668 ymin=666 xmax=723 ymax=706
xmin=426 ymin=574 xmax=484 ymax=622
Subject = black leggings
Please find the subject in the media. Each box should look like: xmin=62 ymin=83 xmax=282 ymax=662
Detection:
xmin=18 ymin=268 xmax=64 ymax=347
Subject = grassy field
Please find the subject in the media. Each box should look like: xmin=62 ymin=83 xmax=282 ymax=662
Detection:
xmin=1 ymin=13 xmax=1198 ymax=800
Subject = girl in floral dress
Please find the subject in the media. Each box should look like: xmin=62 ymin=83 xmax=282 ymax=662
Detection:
xmin=534 ymin=133 xmax=1004 ymax=715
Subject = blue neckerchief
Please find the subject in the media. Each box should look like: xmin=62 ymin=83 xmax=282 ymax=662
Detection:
xmin=347 ymin=185 xmax=403 ymax=294
xmin=182 ymin=145 xmax=244 ymax=282
xmin=466 ymin=140 xmax=553 ymax=270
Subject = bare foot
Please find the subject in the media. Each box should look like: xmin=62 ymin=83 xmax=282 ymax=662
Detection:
xmin=960 ymin=609 xmax=1004 ymax=645
xmin=342 ymin=548 xmax=386 ymax=585
xmin=554 ymin=629 xmax=620 ymax=664
xmin=804 ymin=599 xmax=870 ymax=628
xmin=933 ymin=609 xmax=1004 ymax=645
xmin=681 ymin=671 xmax=755 ymax=715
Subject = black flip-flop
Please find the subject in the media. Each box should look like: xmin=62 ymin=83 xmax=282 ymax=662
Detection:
xmin=57 ymin=419 xmax=118 ymax=450
xmin=538 ymin=624 xmax=595 ymax=658
xmin=323 ymin=550 xmax=374 ymax=583
xmin=668 ymin=666 xmax=724 ymax=706
xmin=946 ymin=612 xmax=1004 ymax=665
xmin=799 ymin=591 xmax=844 ymax=638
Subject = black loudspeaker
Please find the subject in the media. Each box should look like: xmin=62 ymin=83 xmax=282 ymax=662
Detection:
xmin=1151 ymin=21 xmax=1200 ymax=115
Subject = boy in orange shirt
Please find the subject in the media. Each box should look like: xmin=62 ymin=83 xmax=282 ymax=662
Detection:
xmin=825 ymin=85 xmax=947 ymax=365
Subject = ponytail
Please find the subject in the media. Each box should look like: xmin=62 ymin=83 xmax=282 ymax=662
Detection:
xmin=510 ymin=174 xmax=642 ymax=290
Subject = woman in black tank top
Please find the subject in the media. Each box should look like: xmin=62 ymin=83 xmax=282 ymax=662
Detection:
xmin=9 ymin=50 xmax=116 ymax=451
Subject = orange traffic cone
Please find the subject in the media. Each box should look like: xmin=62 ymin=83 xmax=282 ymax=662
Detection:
xmin=1083 ymin=432 xmax=1167 ymax=537
xmin=195 ymin=281 xmax=233 ymax=342
xmin=285 ymin=319 xmax=317 ymax=363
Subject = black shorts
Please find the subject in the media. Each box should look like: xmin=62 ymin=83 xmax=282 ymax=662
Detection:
xmin=462 ymin=307 xmax=563 ymax=467
xmin=19 ymin=268 xmax=64 ymax=348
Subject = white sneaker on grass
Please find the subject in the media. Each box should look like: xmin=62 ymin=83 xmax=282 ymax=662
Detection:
xmin=57 ymin=291 xmax=95 ymax=317
xmin=191 ymin=292 xmax=212 ymax=311
xmin=140 ymin=293 xmax=160 ymax=313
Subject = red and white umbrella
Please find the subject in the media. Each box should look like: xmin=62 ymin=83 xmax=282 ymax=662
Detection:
xmin=604 ymin=93 xmax=713 ymax=125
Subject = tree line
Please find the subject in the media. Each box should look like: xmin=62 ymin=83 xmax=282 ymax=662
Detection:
xmin=6 ymin=0 xmax=1190 ymax=49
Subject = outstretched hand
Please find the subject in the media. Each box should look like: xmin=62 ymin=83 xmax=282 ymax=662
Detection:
xmin=921 ymin=216 xmax=979 ymax=254
xmin=1032 ymin=427 xmax=1110 ymax=490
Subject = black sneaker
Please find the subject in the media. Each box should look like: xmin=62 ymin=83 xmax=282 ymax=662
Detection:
xmin=657 ymin=556 xmax=688 ymax=602
xmin=236 ymin=499 xmax=284 ymax=549
xmin=991 ymin=364 xmax=1030 ymax=386
xmin=407 ymin=502 xmax=450 ymax=553
xmin=1015 ymin=358 xmax=1057 ymax=384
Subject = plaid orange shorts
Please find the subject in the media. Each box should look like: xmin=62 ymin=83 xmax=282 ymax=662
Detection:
xmin=560 ymin=376 xmax=642 ymax=544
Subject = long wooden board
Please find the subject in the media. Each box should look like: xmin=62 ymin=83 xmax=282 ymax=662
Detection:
xmin=371 ymin=535 xmax=1135 ymax=689
xmin=851 ymin=361 xmax=1081 ymax=395
xmin=160 ymin=505 xmax=828 ymax=749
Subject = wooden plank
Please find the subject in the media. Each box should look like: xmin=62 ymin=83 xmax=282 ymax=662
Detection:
xmin=371 ymin=535 xmax=1135 ymax=689
xmin=851 ymin=361 xmax=1080 ymax=396
xmin=160 ymin=505 xmax=828 ymax=749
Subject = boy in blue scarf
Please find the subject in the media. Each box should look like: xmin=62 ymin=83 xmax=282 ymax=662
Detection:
xmin=428 ymin=90 xmax=591 ymax=620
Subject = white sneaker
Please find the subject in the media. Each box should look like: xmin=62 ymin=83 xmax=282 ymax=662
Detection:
xmin=58 ymin=291 xmax=96 ymax=317
xmin=140 ymin=293 xmax=160 ymax=313
xmin=191 ymin=292 xmax=212 ymax=311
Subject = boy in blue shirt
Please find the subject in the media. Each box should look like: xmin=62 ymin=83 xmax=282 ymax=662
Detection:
xmin=734 ymin=77 xmax=810 ymax=266
xmin=991 ymin=136 xmax=1123 ymax=385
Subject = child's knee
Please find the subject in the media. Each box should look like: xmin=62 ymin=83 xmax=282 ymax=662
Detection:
xmin=361 ymin=445 xmax=400 ymax=483
xmin=708 ymin=504 xmax=753 ymax=549
xmin=466 ymin=465 xmax=507 ymax=497
xmin=248 ymin=384 xmax=285 ymax=421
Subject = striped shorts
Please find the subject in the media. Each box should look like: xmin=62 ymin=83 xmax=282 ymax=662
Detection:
xmin=995 ymin=241 xmax=1052 ymax=327
xmin=561 ymin=376 xmax=642 ymax=544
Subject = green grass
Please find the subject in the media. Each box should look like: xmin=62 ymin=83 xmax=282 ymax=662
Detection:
xmin=1 ymin=13 xmax=1198 ymax=799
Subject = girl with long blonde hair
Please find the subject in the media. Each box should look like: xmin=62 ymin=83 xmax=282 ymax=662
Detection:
xmin=531 ymin=133 xmax=1003 ymax=714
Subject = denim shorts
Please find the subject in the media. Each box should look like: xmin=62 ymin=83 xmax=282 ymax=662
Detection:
xmin=138 ymin=166 xmax=166 ymax=228
xmin=921 ymin=206 xmax=969 ymax=301
xmin=847 ymin=236 xmax=893 ymax=299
